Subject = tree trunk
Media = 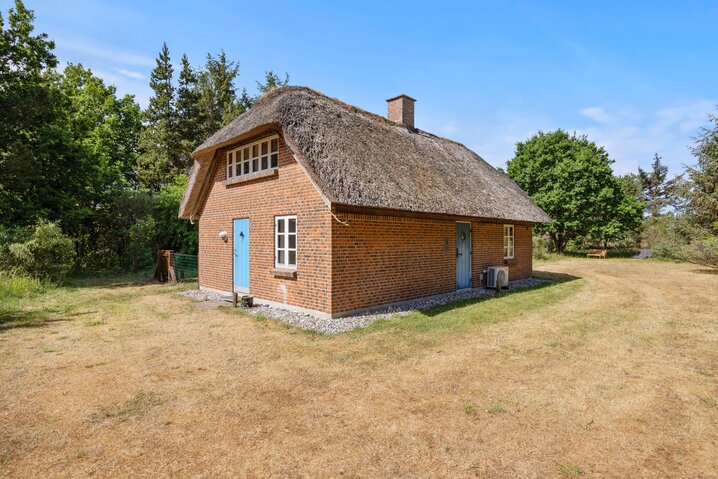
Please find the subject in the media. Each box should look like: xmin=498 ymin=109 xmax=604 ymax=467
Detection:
xmin=551 ymin=233 xmax=567 ymax=254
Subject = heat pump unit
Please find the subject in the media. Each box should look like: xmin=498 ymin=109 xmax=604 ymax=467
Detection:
xmin=486 ymin=266 xmax=509 ymax=290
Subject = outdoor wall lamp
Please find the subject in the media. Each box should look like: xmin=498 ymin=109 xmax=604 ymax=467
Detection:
xmin=219 ymin=231 xmax=228 ymax=242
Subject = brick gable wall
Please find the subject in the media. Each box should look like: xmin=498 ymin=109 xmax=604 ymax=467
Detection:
xmin=198 ymin=134 xmax=333 ymax=313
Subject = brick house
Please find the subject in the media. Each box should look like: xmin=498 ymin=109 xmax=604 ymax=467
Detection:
xmin=179 ymin=87 xmax=550 ymax=318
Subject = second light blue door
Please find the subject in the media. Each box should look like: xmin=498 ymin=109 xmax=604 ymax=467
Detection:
xmin=233 ymin=219 xmax=250 ymax=292
xmin=456 ymin=223 xmax=471 ymax=289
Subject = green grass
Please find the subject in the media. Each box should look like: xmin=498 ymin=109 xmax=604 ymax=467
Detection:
xmin=557 ymin=463 xmax=584 ymax=478
xmin=0 ymin=271 xmax=54 ymax=330
xmin=487 ymin=404 xmax=507 ymax=414
xmin=351 ymin=272 xmax=581 ymax=337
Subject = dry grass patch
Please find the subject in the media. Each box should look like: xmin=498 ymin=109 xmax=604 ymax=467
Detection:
xmin=0 ymin=260 xmax=717 ymax=478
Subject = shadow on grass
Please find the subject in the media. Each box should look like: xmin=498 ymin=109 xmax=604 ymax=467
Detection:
xmin=420 ymin=271 xmax=580 ymax=318
xmin=692 ymin=268 xmax=718 ymax=275
xmin=217 ymin=272 xmax=582 ymax=339
xmin=0 ymin=306 xmax=90 ymax=332
xmin=350 ymin=272 xmax=583 ymax=336
xmin=64 ymin=272 xmax=154 ymax=290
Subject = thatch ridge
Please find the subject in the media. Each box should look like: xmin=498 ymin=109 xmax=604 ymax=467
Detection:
xmin=180 ymin=86 xmax=551 ymax=224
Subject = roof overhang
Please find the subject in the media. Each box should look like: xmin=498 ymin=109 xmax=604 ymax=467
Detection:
xmin=179 ymin=124 xmax=280 ymax=220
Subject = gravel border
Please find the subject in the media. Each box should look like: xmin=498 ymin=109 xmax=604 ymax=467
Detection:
xmin=178 ymin=277 xmax=547 ymax=334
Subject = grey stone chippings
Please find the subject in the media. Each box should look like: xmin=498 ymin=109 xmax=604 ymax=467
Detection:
xmin=178 ymin=277 xmax=546 ymax=334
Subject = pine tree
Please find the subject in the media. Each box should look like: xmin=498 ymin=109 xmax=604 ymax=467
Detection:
xmin=237 ymin=70 xmax=290 ymax=111
xmin=198 ymin=50 xmax=242 ymax=132
xmin=136 ymin=42 xmax=180 ymax=191
xmin=638 ymin=154 xmax=675 ymax=218
xmin=175 ymin=54 xmax=205 ymax=166
xmin=688 ymin=113 xmax=718 ymax=231
xmin=256 ymin=70 xmax=289 ymax=95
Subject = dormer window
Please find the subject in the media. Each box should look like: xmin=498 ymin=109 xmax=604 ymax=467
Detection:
xmin=227 ymin=135 xmax=279 ymax=180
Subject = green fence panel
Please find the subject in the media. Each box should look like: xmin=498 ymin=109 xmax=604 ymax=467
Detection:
xmin=172 ymin=253 xmax=198 ymax=281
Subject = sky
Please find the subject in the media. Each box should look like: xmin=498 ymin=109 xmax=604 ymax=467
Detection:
xmin=22 ymin=0 xmax=718 ymax=176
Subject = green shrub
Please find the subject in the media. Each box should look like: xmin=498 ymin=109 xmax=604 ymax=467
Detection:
xmin=6 ymin=221 xmax=76 ymax=280
xmin=652 ymin=241 xmax=678 ymax=260
xmin=533 ymin=235 xmax=549 ymax=260
xmin=681 ymin=236 xmax=718 ymax=269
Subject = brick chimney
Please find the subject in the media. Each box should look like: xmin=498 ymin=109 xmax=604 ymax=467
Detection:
xmin=386 ymin=94 xmax=416 ymax=128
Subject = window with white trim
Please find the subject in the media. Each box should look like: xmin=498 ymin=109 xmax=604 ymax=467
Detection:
xmin=227 ymin=135 xmax=279 ymax=179
xmin=275 ymin=216 xmax=297 ymax=269
xmin=503 ymin=224 xmax=515 ymax=259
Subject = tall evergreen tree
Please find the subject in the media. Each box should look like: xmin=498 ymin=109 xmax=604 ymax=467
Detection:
xmin=638 ymin=154 xmax=675 ymax=218
xmin=136 ymin=42 xmax=180 ymax=191
xmin=256 ymin=70 xmax=289 ymax=95
xmin=175 ymin=54 xmax=205 ymax=166
xmin=198 ymin=50 xmax=242 ymax=132
xmin=687 ymin=112 xmax=718 ymax=231
xmin=238 ymin=70 xmax=290 ymax=111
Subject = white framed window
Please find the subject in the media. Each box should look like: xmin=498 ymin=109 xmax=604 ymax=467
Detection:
xmin=275 ymin=216 xmax=297 ymax=269
xmin=503 ymin=224 xmax=515 ymax=259
xmin=226 ymin=135 xmax=279 ymax=180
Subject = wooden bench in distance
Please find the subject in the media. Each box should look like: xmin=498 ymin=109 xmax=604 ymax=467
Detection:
xmin=586 ymin=249 xmax=608 ymax=259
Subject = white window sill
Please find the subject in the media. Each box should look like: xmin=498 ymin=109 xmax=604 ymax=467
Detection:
xmin=225 ymin=168 xmax=277 ymax=186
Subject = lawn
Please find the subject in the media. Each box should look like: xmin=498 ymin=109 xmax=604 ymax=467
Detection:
xmin=1 ymin=259 xmax=717 ymax=478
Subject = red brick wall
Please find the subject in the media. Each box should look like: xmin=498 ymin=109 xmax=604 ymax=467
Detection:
xmin=331 ymin=213 xmax=533 ymax=315
xmin=198 ymin=134 xmax=534 ymax=316
xmin=198 ymin=134 xmax=333 ymax=313
xmin=331 ymin=214 xmax=456 ymax=314
xmin=472 ymin=222 xmax=533 ymax=287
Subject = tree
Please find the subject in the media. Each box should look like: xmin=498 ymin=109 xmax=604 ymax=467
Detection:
xmin=507 ymin=129 xmax=642 ymax=252
xmin=137 ymin=42 xmax=180 ymax=191
xmin=175 ymin=54 xmax=205 ymax=164
xmin=57 ymin=63 xmax=142 ymax=251
xmin=198 ymin=50 xmax=242 ymax=132
xmin=0 ymin=0 xmax=59 ymax=225
xmin=638 ymin=154 xmax=676 ymax=218
xmin=153 ymin=174 xmax=198 ymax=254
xmin=589 ymin=174 xmax=644 ymax=247
xmin=686 ymin=112 xmax=718 ymax=232
xmin=239 ymin=70 xmax=290 ymax=111
xmin=257 ymin=70 xmax=289 ymax=95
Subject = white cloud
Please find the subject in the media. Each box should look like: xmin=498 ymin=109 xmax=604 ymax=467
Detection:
xmin=579 ymin=107 xmax=615 ymax=124
xmin=443 ymin=100 xmax=715 ymax=178
xmin=53 ymin=33 xmax=154 ymax=68
xmin=48 ymin=33 xmax=153 ymax=107
xmin=576 ymin=100 xmax=715 ymax=175
xmin=115 ymin=68 xmax=144 ymax=80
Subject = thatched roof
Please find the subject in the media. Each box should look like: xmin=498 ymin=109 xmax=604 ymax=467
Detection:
xmin=179 ymin=86 xmax=550 ymax=223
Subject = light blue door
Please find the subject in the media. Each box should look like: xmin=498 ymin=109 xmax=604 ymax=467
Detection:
xmin=233 ymin=219 xmax=250 ymax=292
xmin=456 ymin=223 xmax=471 ymax=289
